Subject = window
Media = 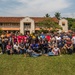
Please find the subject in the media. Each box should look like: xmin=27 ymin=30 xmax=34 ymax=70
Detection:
xmin=0 ymin=23 xmax=3 ymax=27
xmin=24 ymin=23 xmax=31 ymax=29
xmin=62 ymin=22 xmax=65 ymax=26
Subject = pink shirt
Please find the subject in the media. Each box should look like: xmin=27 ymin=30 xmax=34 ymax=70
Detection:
xmin=12 ymin=36 xmax=17 ymax=43
xmin=7 ymin=45 xmax=12 ymax=50
xmin=23 ymin=36 xmax=27 ymax=43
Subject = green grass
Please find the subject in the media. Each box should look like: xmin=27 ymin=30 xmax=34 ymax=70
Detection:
xmin=0 ymin=54 xmax=75 ymax=75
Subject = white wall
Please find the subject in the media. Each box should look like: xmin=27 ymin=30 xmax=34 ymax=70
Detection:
xmin=59 ymin=19 xmax=68 ymax=32
xmin=20 ymin=17 xmax=35 ymax=34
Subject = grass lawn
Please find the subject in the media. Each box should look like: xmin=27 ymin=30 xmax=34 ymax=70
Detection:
xmin=0 ymin=54 xmax=75 ymax=75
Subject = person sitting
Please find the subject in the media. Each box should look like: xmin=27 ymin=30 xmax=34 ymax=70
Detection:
xmin=19 ymin=40 xmax=26 ymax=54
xmin=47 ymin=45 xmax=61 ymax=56
xmin=27 ymin=46 xmax=41 ymax=57
xmin=13 ymin=42 xmax=19 ymax=54
xmin=6 ymin=42 xmax=13 ymax=55
xmin=65 ymin=38 xmax=73 ymax=54
xmin=43 ymin=41 xmax=48 ymax=54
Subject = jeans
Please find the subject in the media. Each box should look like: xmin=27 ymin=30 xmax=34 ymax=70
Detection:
xmin=31 ymin=53 xmax=41 ymax=57
xmin=20 ymin=49 xmax=26 ymax=54
xmin=1 ymin=44 xmax=6 ymax=54
xmin=47 ymin=52 xmax=54 ymax=56
xmin=67 ymin=48 xmax=73 ymax=54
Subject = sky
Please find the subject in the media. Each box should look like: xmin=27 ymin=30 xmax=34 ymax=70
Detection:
xmin=0 ymin=0 xmax=75 ymax=18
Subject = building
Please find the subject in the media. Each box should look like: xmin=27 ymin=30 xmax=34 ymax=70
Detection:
xmin=0 ymin=16 xmax=68 ymax=34
xmin=59 ymin=19 xmax=68 ymax=32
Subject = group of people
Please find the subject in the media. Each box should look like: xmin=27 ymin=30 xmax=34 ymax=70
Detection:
xmin=0 ymin=31 xmax=75 ymax=57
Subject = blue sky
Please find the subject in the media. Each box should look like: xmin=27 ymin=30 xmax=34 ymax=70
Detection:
xmin=0 ymin=0 xmax=75 ymax=18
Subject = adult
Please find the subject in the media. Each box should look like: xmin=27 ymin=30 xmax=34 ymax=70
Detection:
xmin=13 ymin=42 xmax=19 ymax=54
xmin=6 ymin=42 xmax=13 ymax=55
xmin=72 ymin=34 xmax=75 ymax=52
xmin=65 ymin=38 xmax=73 ymax=54
xmin=19 ymin=40 xmax=26 ymax=54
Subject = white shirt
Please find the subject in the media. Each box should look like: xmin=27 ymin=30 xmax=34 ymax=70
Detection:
xmin=53 ymin=48 xmax=59 ymax=55
xmin=56 ymin=36 xmax=61 ymax=41
xmin=72 ymin=36 xmax=75 ymax=44
xmin=13 ymin=44 xmax=19 ymax=50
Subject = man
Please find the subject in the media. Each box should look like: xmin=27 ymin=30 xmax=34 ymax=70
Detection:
xmin=65 ymin=38 xmax=73 ymax=54
xmin=40 ymin=32 xmax=45 ymax=40
xmin=47 ymin=44 xmax=61 ymax=56
xmin=72 ymin=34 xmax=75 ymax=52
xmin=19 ymin=40 xmax=26 ymax=54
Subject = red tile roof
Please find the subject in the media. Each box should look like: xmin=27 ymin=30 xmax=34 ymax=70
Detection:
xmin=0 ymin=17 xmax=23 ymax=23
xmin=0 ymin=17 xmax=59 ymax=23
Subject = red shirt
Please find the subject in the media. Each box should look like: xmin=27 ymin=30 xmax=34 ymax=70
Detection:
xmin=23 ymin=35 xmax=27 ymax=43
xmin=12 ymin=35 xmax=17 ymax=43
xmin=66 ymin=41 xmax=72 ymax=47
xmin=45 ymin=35 xmax=51 ymax=41
xmin=17 ymin=35 xmax=23 ymax=44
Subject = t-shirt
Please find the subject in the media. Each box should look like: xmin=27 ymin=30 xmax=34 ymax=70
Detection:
xmin=66 ymin=41 xmax=72 ymax=47
xmin=72 ymin=36 xmax=75 ymax=44
xmin=56 ymin=37 xmax=61 ymax=41
xmin=17 ymin=35 xmax=23 ymax=44
xmin=40 ymin=34 xmax=45 ymax=39
xmin=25 ymin=42 xmax=30 ymax=49
xmin=19 ymin=43 xmax=25 ymax=48
xmin=45 ymin=35 xmax=51 ymax=41
xmin=13 ymin=44 xmax=19 ymax=50
xmin=23 ymin=36 xmax=27 ymax=43
xmin=6 ymin=45 xmax=12 ymax=50
xmin=53 ymin=48 xmax=59 ymax=55
xmin=13 ymin=36 xmax=17 ymax=43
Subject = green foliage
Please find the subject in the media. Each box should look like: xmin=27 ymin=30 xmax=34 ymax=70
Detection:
xmin=71 ymin=23 xmax=75 ymax=31
xmin=55 ymin=12 xmax=61 ymax=20
xmin=38 ymin=18 xmax=62 ymax=31
xmin=66 ymin=18 xmax=75 ymax=30
xmin=45 ymin=13 xmax=50 ymax=17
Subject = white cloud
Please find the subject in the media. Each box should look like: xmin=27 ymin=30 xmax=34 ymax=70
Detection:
xmin=0 ymin=0 xmax=71 ymax=17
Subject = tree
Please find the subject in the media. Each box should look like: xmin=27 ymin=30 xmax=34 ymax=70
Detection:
xmin=55 ymin=12 xmax=61 ymax=20
xmin=66 ymin=18 xmax=75 ymax=30
xmin=45 ymin=13 xmax=50 ymax=17
xmin=71 ymin=22 xmax=75 ymax=31
xmin=37 ymin=18 xmax=62 ymax=32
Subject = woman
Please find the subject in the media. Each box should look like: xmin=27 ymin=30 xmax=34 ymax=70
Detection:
xmin=6 ymin=42 xmax=13 ymax=55
xmin=13 ymin=42 xmax=19 ymax=54
xmin=47 ymin=45 xmax=61 ymax=56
